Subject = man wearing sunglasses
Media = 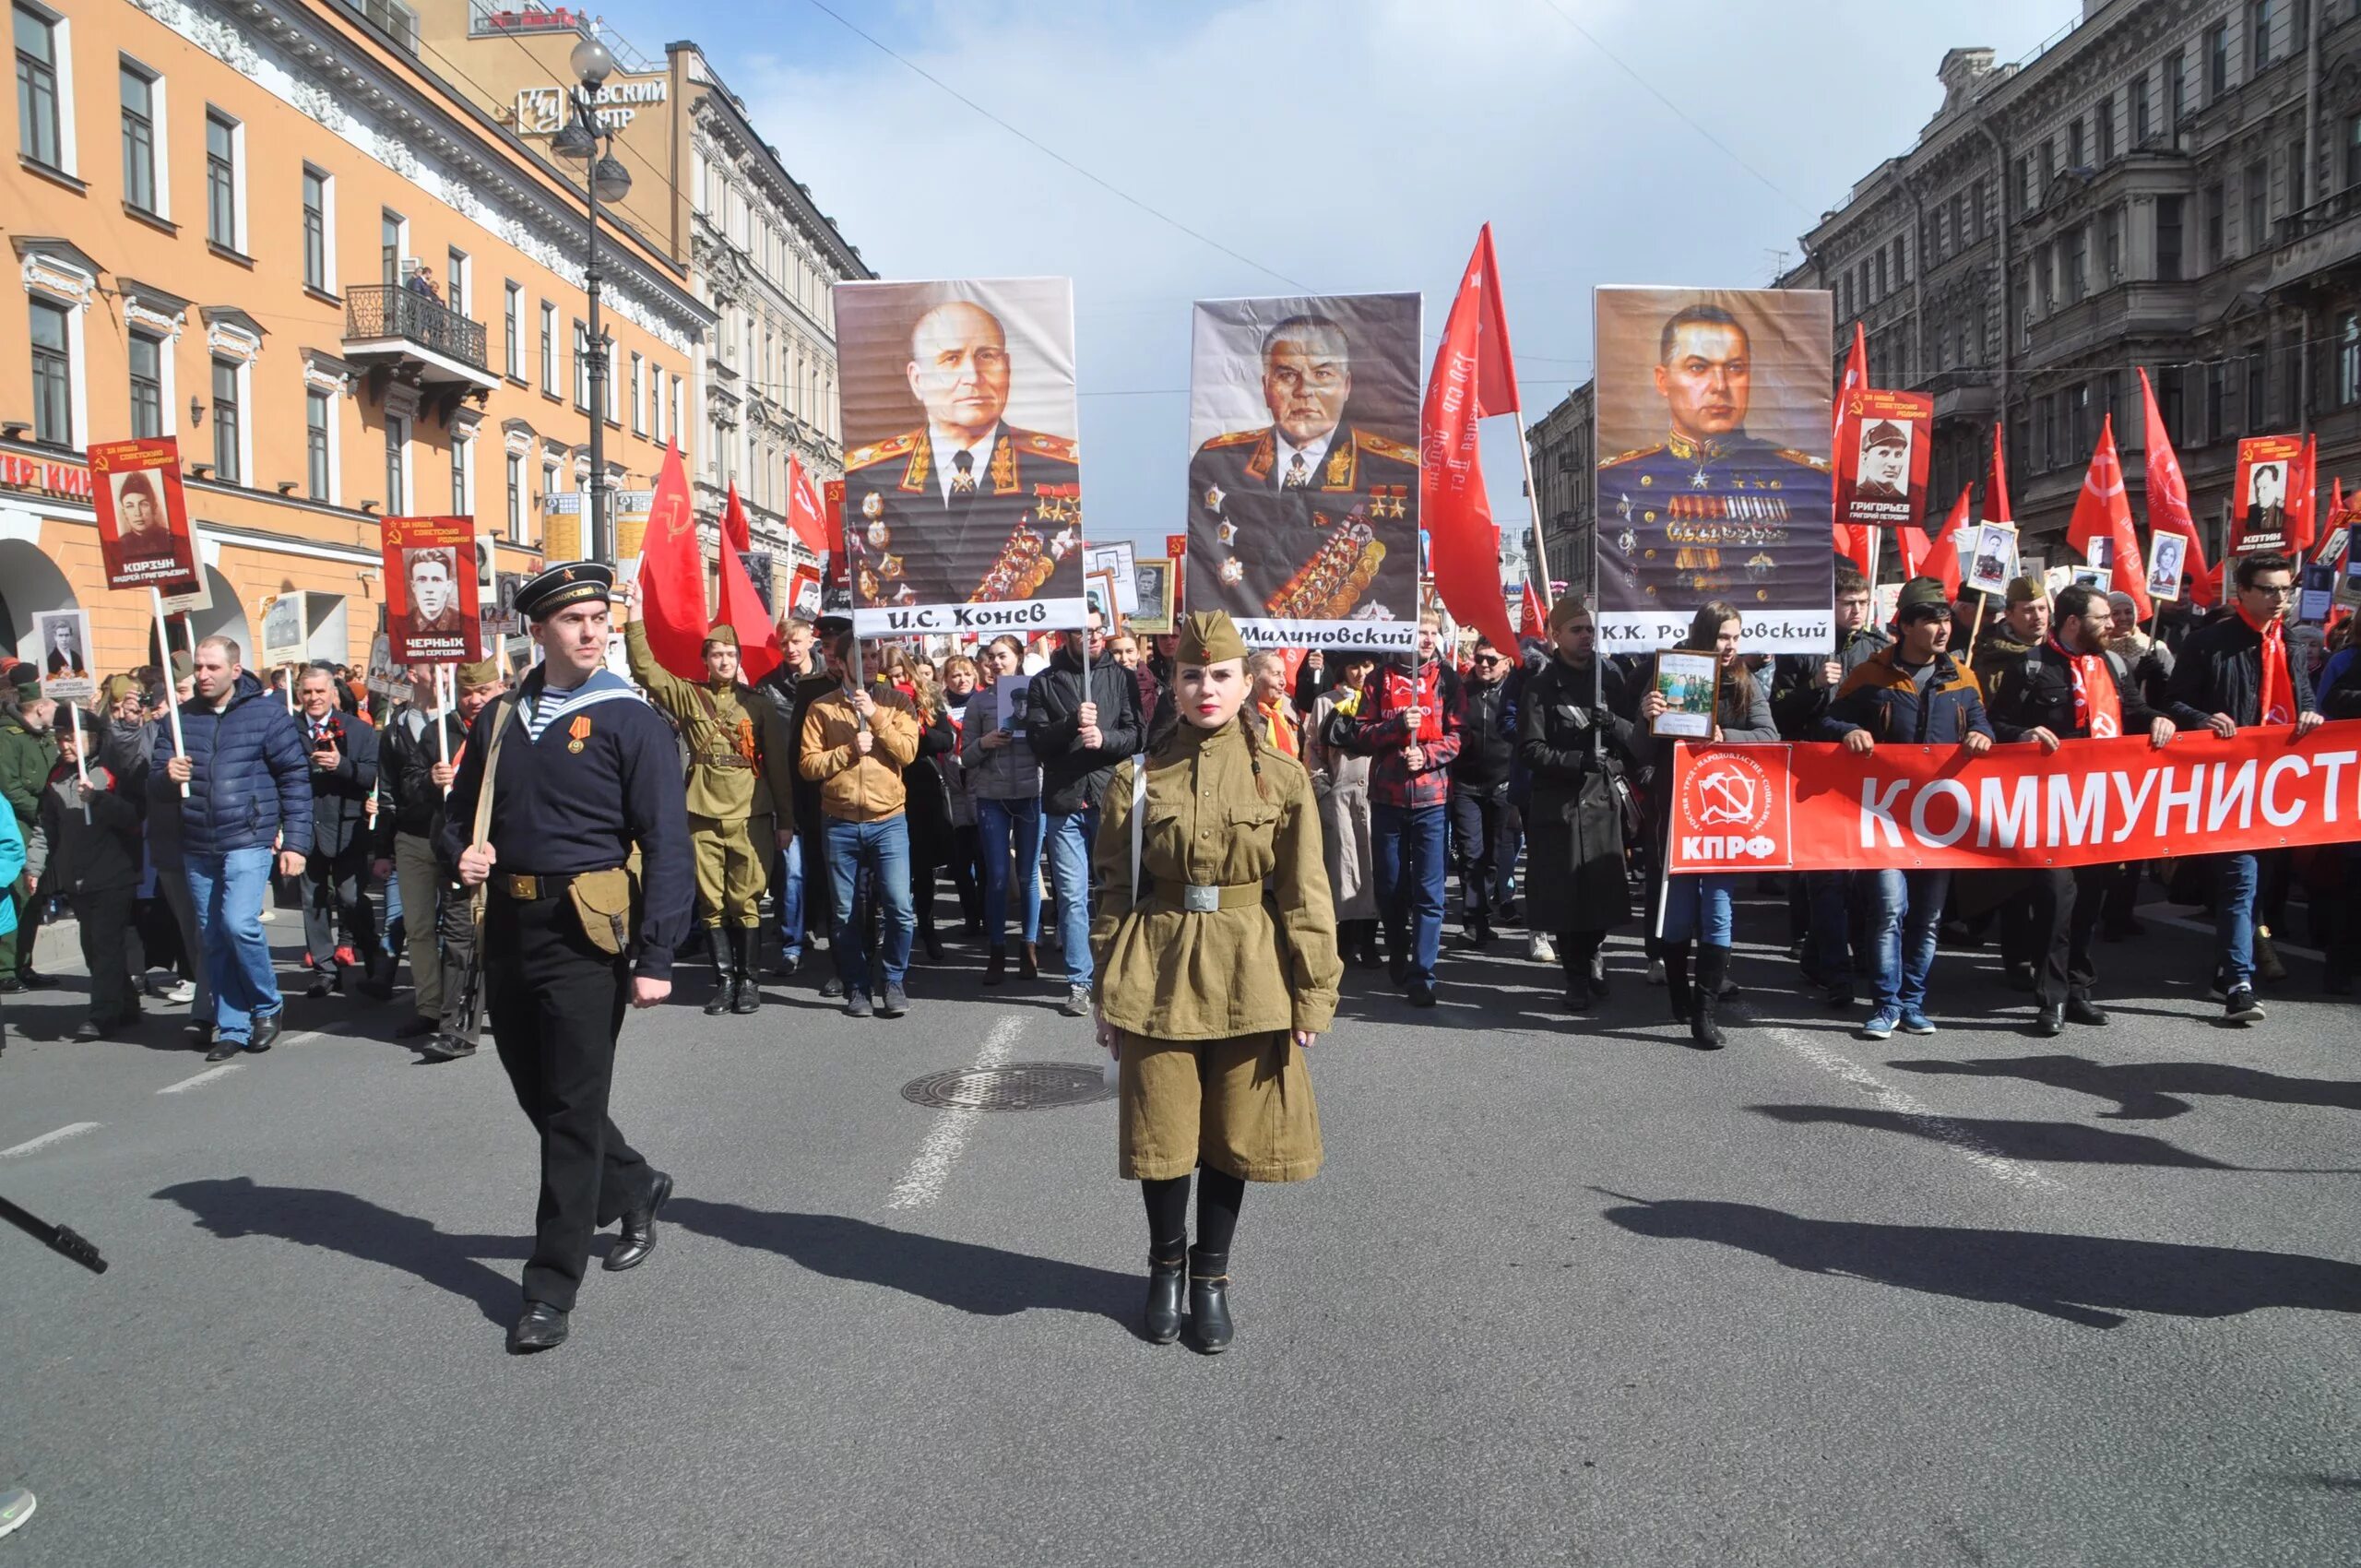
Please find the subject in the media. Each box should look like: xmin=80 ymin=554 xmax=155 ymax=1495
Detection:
xmin=1449 ymin=636 xmax=1516 ymax=948
xmin=2163 ymin=552 xmax=2325 ymax=1023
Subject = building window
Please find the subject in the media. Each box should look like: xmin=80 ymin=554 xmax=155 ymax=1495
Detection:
xmin=2339 ymin=314 xmax=2360 ymax=407
xmin=2205 ymin=184 xmax=2226 ymax=267
xmin=629 ymin=352 xmax=644 ymax=434
xmin=670 ymin=377 xmax=682 ymax=450
xmin=385 ymin=414 xmax=408 ymax=513
xmin=2245 ymin=343 xmax=2267 ymax=434
xmin=503 ymin=280 xmax=522 ymax=379
xmin=2347 ymin=114 xmax=2361 ymax=193
xmin=445 ymin=247 xmax=469 ymax=316
xmin=572 ymin=321 xmax=588 ymax=410
xmin=2288 ymin=136 xmax=2308 ymax=212
xmin=540 ymin=302 xmax=556 ymax=393
xmin=2158 ymin=195 xmax=2185 ymax=279
xmin=648 ymin=367 xmax=662 ymax=442
xmin=303 ymin=167 xmax=329 ymax=292
xmin=2065 ymin=225 xmax=2088 ymax=301
xmin=2133 ymin=70 xmax=2152 ymax=144
xmin=210 ymin=357 xmax=241 ymax=481
xmin=129 ymin=331 xmax=162 ymax=439
xmin=2100 ymin=208 xmax=2122 ymax=282
xmin=2205 ymin=362 xmax=2226 ymax=442
xmin=380 ymin=208 xmax=403 ymax=287
xmin=121 ymin=62 xmax=157 ymax=211
xmin=30 ymin=297 xmax=70 ymax=445
xmin=2097 ymin=97 xmax=2116 ymax=163
xmin=2068 ymin=117 xmax=2085 ymax=169
xmin=15 ymin=3 xmax=62 ymax=170
xmin=2249 ymin=0 xmax=2272 ymax=72
xmin=2206 ymin=22 xmax=2230 ymax=99
xmin=505 ymin=452 xmax=524 ymax=541
xmin=450 ymin=436 xmax=469 ymax=515
xmin=305 ymin=390 xmax=330 ymax=499
xmin=540 ymin=460 xmax=559 ymax=521
xmin=205 ymin=110 xmax=239 ymax=250
xmin=2166 ymin=50 xmax=2188 ymax=130
xmin=2246 ymin=160 xmax=2268 ymax=252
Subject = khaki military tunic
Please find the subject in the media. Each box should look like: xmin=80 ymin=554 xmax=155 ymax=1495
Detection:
xmin=624 ymin=621 xmax=798 ymax=926
xmin=1092 ymin=719 xmax=1341 ymax=1182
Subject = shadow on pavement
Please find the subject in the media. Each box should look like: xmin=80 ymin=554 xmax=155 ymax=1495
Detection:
xmin=665 ymin=1197 xmax=1135 ymax=1327
xmin=1885 ymin=1054 xmax=2361 ymax=1121
xmin=1748 ymin=1104 xmax=2245 ymax=1168
xmin=1596 ymin=1194 xmax=2361 ymax=1328
xmin=152 ymin=1176 xmax=521 ymax=1325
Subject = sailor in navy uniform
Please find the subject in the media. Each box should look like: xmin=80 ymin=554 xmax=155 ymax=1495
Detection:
xmin=1597 ymin=303 xmax=1830 ymax=608
xmin=443 ymin=560 xmax=694 ymax=1353
xmin=1188 ymin=313 xmax=1420 ymax=625
xmin=840 ymin=299 xmax=1082 ymax=612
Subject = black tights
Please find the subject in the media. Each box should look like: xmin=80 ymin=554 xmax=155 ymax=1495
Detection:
xmin=1142 ymin=1167 xmax=1244 ymax=1262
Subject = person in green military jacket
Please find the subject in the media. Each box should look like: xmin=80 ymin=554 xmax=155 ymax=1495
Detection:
xmin=0 ymin=673 xmax=61 ymax=992
xmin=1091 ymin=610 xmax=1340 ymax=1354
xmin=620 ymin=592 xmax=796 ymax=1016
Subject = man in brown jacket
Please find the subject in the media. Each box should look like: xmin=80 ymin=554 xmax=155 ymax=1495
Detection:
xmin=799 ymin=634 xmax=921 ymax=1018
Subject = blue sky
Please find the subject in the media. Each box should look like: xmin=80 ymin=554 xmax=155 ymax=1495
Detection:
xmin=592 ymin=0 xmax=2080 ymax=566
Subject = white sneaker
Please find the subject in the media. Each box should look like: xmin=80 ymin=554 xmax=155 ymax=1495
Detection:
xmin=1527 ymin=932 xmax=1557 ymax=964
xmin=162 ymin=979 xmax=195 ymax=1004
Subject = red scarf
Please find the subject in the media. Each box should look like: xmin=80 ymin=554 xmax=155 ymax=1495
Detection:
xmin=1378 ymin=663 xmax=1444 ymax=742
xmin=2238 ymin=603 xmax=2296 ymax=725
xmin=2047 ymin=636 xmax=2121 ymax=739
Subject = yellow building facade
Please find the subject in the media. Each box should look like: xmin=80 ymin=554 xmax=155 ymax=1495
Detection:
xmin=1 ymin=0 xmax=714 ymax=676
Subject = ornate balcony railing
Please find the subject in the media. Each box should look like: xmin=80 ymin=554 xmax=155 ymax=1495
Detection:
xmin=344 ymin=284 xmax=488 ymax=373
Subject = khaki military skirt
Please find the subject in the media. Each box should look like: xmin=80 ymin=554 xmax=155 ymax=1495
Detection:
xmin=1117 ymin=1030 xmax=1321 ymax=1183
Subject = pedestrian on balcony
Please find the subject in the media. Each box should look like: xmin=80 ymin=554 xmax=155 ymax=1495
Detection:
xmin=407 ymin=263 xmax=440 ymax=303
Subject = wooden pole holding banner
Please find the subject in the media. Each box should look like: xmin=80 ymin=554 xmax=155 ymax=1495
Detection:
xmin=65 ymin=698 xmax=89 ymax=824
xmin=1514 ymin=410 xmax=1553 ymax=610
xmin=435 ymin=663 xmax=453 ymax=796
xmin=150 ymin=588 xmax=188 ymax=798
xmin=1965 ymin=594 xmax=1988 ymax=664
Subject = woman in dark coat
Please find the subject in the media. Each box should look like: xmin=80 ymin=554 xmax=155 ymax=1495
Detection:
xmin=879 ymin=646 xmax=958 ymax=962
xmin=1517 ymin=599 xmax=1638 ymax=1013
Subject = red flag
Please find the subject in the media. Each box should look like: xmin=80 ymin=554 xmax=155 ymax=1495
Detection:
xmin=720 ymin=481 xmax=751 ymax=553
xmin=716 ymin=532 xmax=782 ymax=683
xmin=2287 ymin=433 xmax=2319 ymax=556
xmin=1518 ymin=579 xmax=1545 ymax=639
xmin=2189 ymin=554 xmax=2225 ymax=610
xmin=1982 ymin=422 xmax=2012 ymax=526
xmin=784 ymin=453 xmax=828 ymax=556
xmin=1895 ymin=525 xmax=1929 ymax=581
xmin=1834 ymin=323 xmax=1866 ymax=440
xmin=1831 ymin=325 xmax=1869 ymax=563
xmin=2066 ymin=414 xmax=2153 ymax=621
xmin=1419 ymin=225 xmax=1522 ymax=659
xmin=635 ymin=442 xmax=711 ymax=681
xmin=2138 ymin=367 xmax=2206 ymax=583
xmin=1917 ymin=485 xmax=1975 ymax=600
xmin=1835 ymin=524 xmax=1874 ymax=576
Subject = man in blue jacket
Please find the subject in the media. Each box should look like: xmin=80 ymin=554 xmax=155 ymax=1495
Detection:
xmin=153 ymin=636 xmax=312 ymax=1060
xmin=1822 ymin=576 xmax=1995 ymax=1040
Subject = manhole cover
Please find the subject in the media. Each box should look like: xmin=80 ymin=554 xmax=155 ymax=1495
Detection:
xmin=901 ymin=1062 xmax=1115 ymax=1111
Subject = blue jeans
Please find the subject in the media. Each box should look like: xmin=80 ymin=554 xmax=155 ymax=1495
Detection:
xmin=2215 ymin=852 xmax=2259 ymax=990
xmin=773 ymin=835 xmax=805 ymax=959
xmin=184 ymin=847 xmax=280 ymax=1042
xmin=1372 ymin=802 xmax=1448 ymax=984
xmin=1046 ymin=805 xmax=1098 ymax=987
xmin=1661 ymin=873 xmax=1736 ymax=946
xmin=1806 ymin=871 xmax=1857 ymax=987
xmin=978 ymin=795 xmax=1044 ymax=946
xmin=824 ymin=817 xmax=914 ymax=995
xmin=1869 ymin=868 xmax=1952 ymax=1013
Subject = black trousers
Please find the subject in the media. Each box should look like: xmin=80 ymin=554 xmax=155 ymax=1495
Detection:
xmin=485 ymin=889 xmax=657 ymax=1312
xmin=2025 ymin=865 xmax=2112 ymax=1006
xmin=303 ymin=841 xmax=376 ymax=980
xmin=70 ymin=884 xmax=136 ymax=1026
xmin=1447 ymin=786 xmax=1504 ymax=924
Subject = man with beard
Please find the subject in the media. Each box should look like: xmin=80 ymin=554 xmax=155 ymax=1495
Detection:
xmin=1189 ymin=314 xmax=1419 ymax=625
xmin=1986 ymin=584 xmax=2178 ymax=1037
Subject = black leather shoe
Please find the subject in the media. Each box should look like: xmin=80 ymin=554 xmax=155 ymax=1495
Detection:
xmin=1187 ymin=1248 xmax=1233 ymax=1354
xmin=820 ymin=975 xmax=846 ymax=1000
xmin=304 ymin=976 xmax=337 ymax=999
xmin=418 ymin=1032 xmax=476 ymax=1062
xmin=1407 ymin=981 xmax=1437 ymax=1008
xmin=186 ymin=1022 xmax=215 ymax=1053
xmin=729 ymin=929 xmax=762 ymax=1015
xmin=603 ymin=1171 xmax=672 ymax=1272
xmin=507 ymin=1301 xmax=569 ymax=1352
xmin=246 ymin=1014 xmax=283 ymax=1053
xmin=1144 ymin=1254 xmax=1186 ymax=1344
xmin=702 ymin=930 xmax=734 ymax=1016
xmin=394 ymin=1015 xmax=437 ymax=1039
xmin=2034 ymin=1004 xmax=2065 ymax=1038
xmin=2063 ymin=996 xmax=2109 ymax=1027
xmin=206 ymin=1032 xmax=243 ymax=1062
xmin=72 ymin=1019 xmax=103 ymax=1042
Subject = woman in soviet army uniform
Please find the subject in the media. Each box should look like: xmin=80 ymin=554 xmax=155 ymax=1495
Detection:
xmin=1092 ymin=610 xmax=1341 ymax=1353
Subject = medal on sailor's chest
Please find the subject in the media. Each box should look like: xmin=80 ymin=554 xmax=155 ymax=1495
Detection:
xmin=568 ymin=714 xmax=591 ymax=754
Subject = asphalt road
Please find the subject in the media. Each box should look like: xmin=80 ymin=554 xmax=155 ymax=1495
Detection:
xmin=3 ymin=890 xmax=2356 ymax=1567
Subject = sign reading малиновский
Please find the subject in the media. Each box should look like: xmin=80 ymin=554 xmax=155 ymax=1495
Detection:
xmin=1667 ymin=726 xmax=2361 ymax=874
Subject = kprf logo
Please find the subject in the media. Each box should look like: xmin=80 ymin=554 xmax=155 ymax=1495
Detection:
xmin=1676 ymin=747 xmax=1789 ymax=867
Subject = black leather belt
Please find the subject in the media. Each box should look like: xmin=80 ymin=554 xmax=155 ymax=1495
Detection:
xmin=496 ymin=872 xmax=582 ymax=901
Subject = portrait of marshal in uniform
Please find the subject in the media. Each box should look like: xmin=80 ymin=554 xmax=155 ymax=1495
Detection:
xmin=1185 ymin=293 xmax=1421 ymax=648
xmin=1593 ymin=286 xmax=1834 ymax=654
xmin=834 ymin=278 xmax=1084 ymax=633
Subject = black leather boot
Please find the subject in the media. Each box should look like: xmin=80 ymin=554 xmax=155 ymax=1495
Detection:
xmin=1187 ymin=1246 xmax=1233 ymax=1354
xmin=1145 ymin=1253 xmax=1186 ymax=1344
xmin=1558 ymin=943 xmax=1594 ymax=1013
xmin=1018 ymin=942 xmax=1039 ymax=980
xmin=983 ymin=946 xmax=1006 ymax=985
xmin=730 ymin=928 xmax=762 ymax=1015
xmin=1690 ymin=944 xmax=1728 ymax=1051
xmin=702 ymin=929 xmax=734 ymax=1016
xmin=1665 ymin=943 xmax=1694 ymax=1025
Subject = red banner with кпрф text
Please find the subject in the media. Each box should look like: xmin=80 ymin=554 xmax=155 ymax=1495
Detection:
xmin=1667 ymin=726 xmax=2361 ymax=873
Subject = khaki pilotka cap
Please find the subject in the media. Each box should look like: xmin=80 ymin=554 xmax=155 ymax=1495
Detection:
xmin=1174 ymin=611 xmax=1249 ymax=666
xmin=454 ymin=659 xmax=504 ymax=686
xmin=2005 ymin=574 xmax=2047 ymax=606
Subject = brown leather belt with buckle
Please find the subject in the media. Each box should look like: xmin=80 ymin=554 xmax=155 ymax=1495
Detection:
xmin=1151 ymin=878 xmax=1262 ymax=912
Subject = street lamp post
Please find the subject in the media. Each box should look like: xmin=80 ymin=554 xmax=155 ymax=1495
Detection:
xmin=553 ymin=35 xmax=632 ymax=563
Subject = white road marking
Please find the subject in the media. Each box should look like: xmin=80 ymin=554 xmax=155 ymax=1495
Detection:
xmin=1 ymin=1123 xmax=101 ymax=1158
xmin=1766 ymin=1028 xmax=2064 ymax=1193
xmin=158 ymin=1063 xmax=243 ymax=1095
xmin=886 ymin=1016 xmax=1026 ymax=1212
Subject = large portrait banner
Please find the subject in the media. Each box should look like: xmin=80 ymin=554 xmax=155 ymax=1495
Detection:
xmin=2232 ymin=434 xmax=2303 ymax=554
xmin=1594 ymin=287 xmax=1834 ymax=654
xmin=1833 ymin=387 xmax=1931 ymax=533
xmin=88 ymin=436 xmax=198 ymax=592
xmin=1185 ymin=293 xmax=1421 ymax=651
xmin=835 ymin=277 xmax=1085 ymax=636
xmin=383 ymin=515 xmax=483 ymax=665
